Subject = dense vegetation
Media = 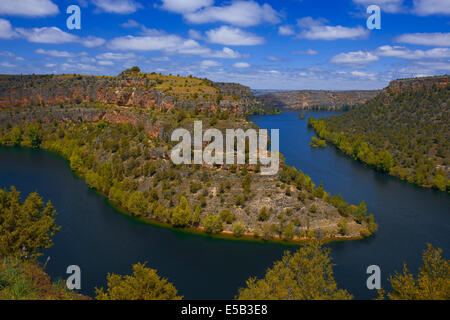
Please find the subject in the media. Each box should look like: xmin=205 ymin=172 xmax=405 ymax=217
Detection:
xmin=308 ymin=84 xmax=449 ymax=191
xmin=0 ymin=187 xmax=59 ymax=260
xmin=0 ymin=187 xmax=84 ymax=300
xmin=380 ymin=244 xmax=449 ymax=300
xmin=236 ymin=243 xmax=352 ymax=300
xmin=0 ymin=257 xmax=85 ymax=300
xmin=95 ymin=262 xmax=182 ymax=300
xmin=0 ymin=101 xmax=375 ymax=241
xmin=236 ymin=242 xmax=449 ymax=300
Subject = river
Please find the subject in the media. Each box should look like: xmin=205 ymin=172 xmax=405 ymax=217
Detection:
xmin=0 ymin=111 xmax=448 ymax=299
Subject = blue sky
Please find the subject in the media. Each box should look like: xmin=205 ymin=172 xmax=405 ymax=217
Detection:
xmin=0 ymin=0 xmax=449 ymax=90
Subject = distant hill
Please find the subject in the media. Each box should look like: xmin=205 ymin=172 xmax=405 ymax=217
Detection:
xmin=256 ymin=90 xmax=380 ymax=111
xmin=308 ymin=75 xmax=449 ymax=191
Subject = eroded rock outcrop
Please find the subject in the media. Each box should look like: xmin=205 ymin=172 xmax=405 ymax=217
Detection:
xmin=0 ymin=74 xmax=263 ymax=116
xmin=256 ymin=90 xmax=380 ymax=111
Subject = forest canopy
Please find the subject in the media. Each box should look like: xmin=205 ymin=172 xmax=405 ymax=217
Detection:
xmin=308 ymin=84 xmax=449 ymax=191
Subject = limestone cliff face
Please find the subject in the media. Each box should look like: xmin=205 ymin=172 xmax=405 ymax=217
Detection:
xmin=256 ymin=90 xmax=380 ymax=111
xmin=0 ymin=74 xmax=261 ymax=115
xmin=384 ymin=75 xmax=449 ymax=94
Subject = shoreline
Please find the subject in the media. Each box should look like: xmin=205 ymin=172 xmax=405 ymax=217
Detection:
xmin=0 ymin=144 xmax=369 ymax=246
xmin=308 ymin=118 xmax=449 ymax=194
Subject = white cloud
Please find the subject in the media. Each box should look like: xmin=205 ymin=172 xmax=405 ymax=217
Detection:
xmin=352 ymin=0 xmax=404 ymax=13
xmin=92 ymin=0 xmax=141 ymax=14
xmin=353 ymin=0 xmax=450 ymax=16
xmin=395 ymin=32 xmax=450 ymax=47
xmin=278 ymin=25 xmax=295 ymax=36
xmin=292 ymin=49 xmax=318 ymax=55
xmin=81 ymin=36 xmax=106 ymax=48
xmin=0 ymin=19 xmax=17 ymax=39
xmin=139 ymin=28 xmax=167 ymax=36
xmin=351 ymin=70 xmax=376 ymax=79
xmin=413 ymin=0 xmax=450 ymax=16
xmin=331 ymin=45 xmax=450 ymax=69
xmin=209 ymin=47 xmax=245 ymax=59
xmin=107 ymin=34 xmax=245 ymax=59
xmin=330 ymin=50 xmax=379 ymax=65
xmin=36 ymin=48 xmax=78 ymax=58
xmin=0 ymin=62 xmax=16 ymax=68
xmin=151 ymin=56 xmax=170 ymax=62
xmin=300 ymin=25 xmax=369 ymax=40
xmin=0 ymin=0 xmax=59 ymax=17
xmin=233 ymin=62 xmax=251 ymax=68
xmin=200 ymin=60 xmax=222 ymax=68
xmin=120 ymin=19 xmax=141 ymax=28
xmin=297 ymin=17 xmax=328 ymax=28
xmin=267 ymin=56 xmax=282 ymax=62
xmin=184 ymin=1 xmax=281 ymax=27
xmin=96 ymin=52 xmax=137 ymax=60
xmin=376 ymin=45 xmax=450 ymax=59
xmin=98 ymin=60 xmax=115 ymax=66
xmin=60 ymin=62 xmax=102 ymax=73
xmin=189 ymin=29 xmax=203 ymax=40
xmin=161 ymin=0 xmax=213 ymax=13
xmin=398 ymin=60 xmax=450 ymax=76
xmin=15 ymin=27 xmax=78 ymax=44
xmin=15 ymin=26 xmax=105 ymax=47
xmin=294 ymin=17 xmax=369 ymax=40
xmin=0 ymin=51 xmax=24 ymax=60
xmin=108 ymin=34 xmax=185 ymax=51
xmin=205 ymin=26 xmax=264 ymax=46
xmin=412 ymin=60 xmax=450 ymax=72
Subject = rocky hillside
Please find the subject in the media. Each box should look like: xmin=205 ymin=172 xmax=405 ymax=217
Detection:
xmin=0 ymin=68 xmax=265 ymax=116
xmin=385 ymin=75 xmax=449 ymax=94
xmin=256 ymin=90 xmax=380 ymax=111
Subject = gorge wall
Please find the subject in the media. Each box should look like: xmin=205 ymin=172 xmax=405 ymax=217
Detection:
xmin=256 ymin=90 xmax=380 ymax=111
xmin=0 ymin=73 xmax=264 ymax=116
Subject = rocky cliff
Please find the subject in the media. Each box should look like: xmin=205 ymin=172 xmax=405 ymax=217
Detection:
xmin=384 ymin=75 xmax=449 ymax=94
xmin=256 ymin=90 xmax=380 ymax=111
xmin=0 ymin=71 xmax=263 ymax=115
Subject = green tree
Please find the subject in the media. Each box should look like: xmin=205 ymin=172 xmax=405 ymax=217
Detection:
xmin=282 ymin=222 xmax=295 ymax=241
xmin=377 ymin=150 xmax=394 ymax=172
xmin=313 ymin=182 xmax=325 ymax=199
xmin=0 ymin=187 xmax=60 ymax=261
xmin=95 ymin=262 xmax=182 ymax=300
xmin=69 ymin=152 xmax=83 ymax=173
xmin=258 ymin=207 xmax=270 ymax=222
xmin=219 ymin=209 xmax=235 ymax=224
xmin=355 ymin=201 xmax=367 ymax=223
xmin=382 ymin=244 xmax=449 ymax=300
xmin=171 ymin=196 xmax=192 ymax=227
xmin=127 ymin=191 xmax=148 ymax=217
xmin=236 ymin=243 xmax=352 ymax=300
xmin=191 ymin=204 xmax=201 ymax=226
xmin=203 ymin=214 xmax=223 ymax=234
xmin=232 ymin=222 xmax=245 ymax=238
xmin=432 ymin=174 xmax=447 ymax=192
xmin=26 ymin=124 xmax=42 ymax=149
xmin=9 ymin=126 xmax=22 ymax=146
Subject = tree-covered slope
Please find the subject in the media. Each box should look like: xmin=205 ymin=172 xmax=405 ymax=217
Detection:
xmin=0 ymin=103 xmax=375 ymax=241
xmin=309 ymin=76 xmax=449 ymax=191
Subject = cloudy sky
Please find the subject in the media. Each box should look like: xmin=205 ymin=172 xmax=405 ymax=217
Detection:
xmin=0 ymin=0 xmax=449 ymax=89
